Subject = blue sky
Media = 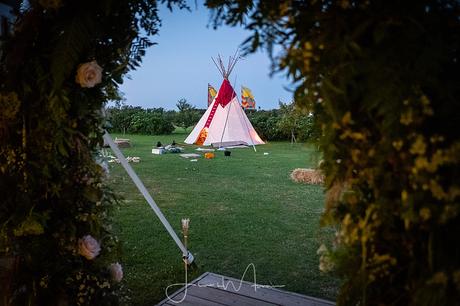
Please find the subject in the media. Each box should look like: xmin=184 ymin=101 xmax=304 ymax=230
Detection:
xmin=119 ymin=3 xmax=294 ymax=110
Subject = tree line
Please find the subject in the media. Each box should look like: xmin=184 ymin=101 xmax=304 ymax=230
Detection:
xmin=107 ymin=98 xmax=203 ymax=135
xmin=107 ymin=99 xmax=315 ymax=142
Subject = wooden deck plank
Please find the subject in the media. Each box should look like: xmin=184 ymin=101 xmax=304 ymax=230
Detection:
xmin=156 ymin=272 xmax=335 ymax=306
xmin=198 ymin=273 xmax=335 ymax=306
xmin=186 ymin=285 xmax=278 ymax=306
xmin=157 ymin=272 xmax=212 ymax=306
xmin=163 ymin=293 xmax=227 ymax=306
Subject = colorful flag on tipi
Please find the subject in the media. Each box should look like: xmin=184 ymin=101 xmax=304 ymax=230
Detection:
xmin=208 ymin=83 xmax=217 ymax=107
xmin=241 ymin=86 xmax=256 ymax=109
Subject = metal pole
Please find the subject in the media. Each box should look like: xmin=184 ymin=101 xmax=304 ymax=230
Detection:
xmin=103 ymin=131 xmax=194 ymax=264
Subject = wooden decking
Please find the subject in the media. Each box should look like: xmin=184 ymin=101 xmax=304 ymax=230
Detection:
xmin=156 ymin=272 xmax=335 ymax=306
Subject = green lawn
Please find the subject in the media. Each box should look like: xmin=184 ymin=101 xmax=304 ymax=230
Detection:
xmin=107 ymin=132 xmax=338 ymax=305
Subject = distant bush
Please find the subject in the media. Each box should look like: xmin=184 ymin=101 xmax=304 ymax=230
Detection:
xmin=246 ymin=106 xmax=314 ymax=142
xmin=174 ymin=98 xmax=202 ymax=132
xmin=277 ymin=102 xmax=315 ymax=142
xmin=107 ymin=106 xmax=174 ymax=135
xmin=247 ymin=109 xmax=286 ymax=140
xmin=295 ymin=115 xmax=315 ymax=141
xmin=107 ymin=105 xmax=314 ymax=140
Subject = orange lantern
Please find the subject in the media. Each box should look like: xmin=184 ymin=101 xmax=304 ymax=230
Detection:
xmin=204 ymin=152 xmax=215 ymax=159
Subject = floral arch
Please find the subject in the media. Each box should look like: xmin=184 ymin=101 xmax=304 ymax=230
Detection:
xmin=0 ymin=1 xmax=186 ymax=304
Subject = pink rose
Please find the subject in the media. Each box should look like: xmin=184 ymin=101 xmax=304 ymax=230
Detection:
xmin=109 ymin=262 xmax=123 ymax=282
xmin=75 ymin=60 xmax=103 ymax=88
xmin=78 ymin=235 xmax=101 ymax=260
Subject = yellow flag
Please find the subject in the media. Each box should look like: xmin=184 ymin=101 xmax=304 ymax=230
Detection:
xmin=208 ymin=84 xmax=217 ymax=106
xmin=241 ymin=86 xmax=256 ymax=109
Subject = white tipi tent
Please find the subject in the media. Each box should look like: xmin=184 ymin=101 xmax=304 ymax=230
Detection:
xmin=185 ymin=55 xmax=264 ymax=148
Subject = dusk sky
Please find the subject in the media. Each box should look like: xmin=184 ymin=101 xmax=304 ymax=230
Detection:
xmin=119 ymin=3 xmax=294 ymax=110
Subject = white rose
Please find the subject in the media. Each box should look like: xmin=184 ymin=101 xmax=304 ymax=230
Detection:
xmin=109 ymin=262 xmax=123 ymax=283
xmin=78 ymin=235 xmax=101 ymax=260
xmin=75 ymin=60 xmax=103 ymax=88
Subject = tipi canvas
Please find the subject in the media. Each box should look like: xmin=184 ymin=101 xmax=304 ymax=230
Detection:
xmin=185 ymin=55 xmax=264 ymax=147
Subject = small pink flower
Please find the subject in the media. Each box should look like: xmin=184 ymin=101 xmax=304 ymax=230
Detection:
xmin=78 ymin=235 xmax=101 ymax=260
xmin=75 ymin=60 xmax=103 ymax=88
xmin=109 ymin=262 xmax=123 ymax=282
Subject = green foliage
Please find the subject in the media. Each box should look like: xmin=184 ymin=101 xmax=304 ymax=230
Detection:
xmin=0 ymin=0 xmax=185 ymax=304
xmin=107 ymin=106 xmax=142 ymax=134
xmin=108 ymin=106 xmax=175 ymax=135
xmin=246 ymin=108 xmax=314 ymax=141
xmin=207 ymin=0 xmax=460 ymax=305
xmin=131 ymin=108 xmax=175 ymax=135
xmin=107 ymin=103 xmax=315 ymax=142
xmin=174 ymin=98 xmax=201 ymax=131
xmin=277 ymin=102 xmax=315 ymax=142
xmin=246 ymin=109 xmax=287 ymax=140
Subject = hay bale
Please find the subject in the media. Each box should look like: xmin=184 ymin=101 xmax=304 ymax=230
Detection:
xmin=290 ymin=168 xmax=324 ymax=185
xmin=114 ymin=137 xmax=131 ymax=148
